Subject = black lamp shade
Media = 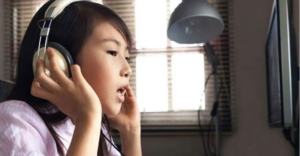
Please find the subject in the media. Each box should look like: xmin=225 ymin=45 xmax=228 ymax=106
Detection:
xmin=167 ymin=0 xmax=224 ymax=43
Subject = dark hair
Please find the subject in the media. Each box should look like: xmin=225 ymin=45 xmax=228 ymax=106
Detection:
xmin=5 ymin=1 xmax=132 ymax=156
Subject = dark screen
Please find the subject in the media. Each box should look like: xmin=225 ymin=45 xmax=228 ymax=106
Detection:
xmin=266 ymin=6 xmax=282 ymax=126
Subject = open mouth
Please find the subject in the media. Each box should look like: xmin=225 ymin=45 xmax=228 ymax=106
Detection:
xmin=117 ymin=87 xmax=127 ymax=102
xmin=117 ymin=87 xmax=126 ymax=95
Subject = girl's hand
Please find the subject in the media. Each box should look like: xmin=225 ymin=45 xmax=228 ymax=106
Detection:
xmin=106 ymin=85 xmax=141 ymax=133
xmin=31 ymin=48 xmax=102 ymax=123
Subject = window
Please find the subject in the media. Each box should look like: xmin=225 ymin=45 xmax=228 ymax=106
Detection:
xmin=2 ymin=0 xmax=234 ymax=132
xmin=103 ymin=0 xmax=233 ymax=131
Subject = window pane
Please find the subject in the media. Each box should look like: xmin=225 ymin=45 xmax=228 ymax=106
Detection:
xmin=35 ymin=3 xmax=44 ymax=12
xmin=172 ymin=52 xmax=205 ymax=110
xmin=169 ymin=0 xmax=182 ymax=11
xmin=136 ymin=54 xmax=168 ymax=112
xmin=135 ymin=0 xmax=167 ymax=49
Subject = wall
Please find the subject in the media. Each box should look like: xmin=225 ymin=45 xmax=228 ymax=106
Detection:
xmin=222 ymin=0 xmax=296 ymax=156
xmin=294 ymin=0 xmax=299 ymax=59
xmin=136 ymin=0 xmax=295 ymax=155
xmin=0 ymin=0 xmax=3 ymax=80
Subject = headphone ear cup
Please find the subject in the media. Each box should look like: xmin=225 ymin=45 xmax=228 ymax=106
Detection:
xmin=33 ymin=42 xmax=74 ymax=78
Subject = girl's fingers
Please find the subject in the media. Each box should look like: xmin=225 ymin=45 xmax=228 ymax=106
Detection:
xmin=124 ymin=85 xmax=138 ymax=109
xmin=125 ymin=85 xmax=135 ymax=97
xmin=71 ymin=64 xmax=85 ymax=84
xmin=35 ymin=59 xmax=60 ymax=92
xmin=31 ymin=80 xmax=54 ymax=101
xmin=47 ymin=48 xmax=71 ymax=87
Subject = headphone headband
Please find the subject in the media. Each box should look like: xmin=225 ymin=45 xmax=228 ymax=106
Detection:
xmin=45 ymin=0 xmax=85 ymax=19
xmin=35 ymin=0 xmax=85 ymax=76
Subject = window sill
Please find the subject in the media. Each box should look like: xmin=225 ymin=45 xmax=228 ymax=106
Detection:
xmin=111 ymin=125 xmax=233 ymax=137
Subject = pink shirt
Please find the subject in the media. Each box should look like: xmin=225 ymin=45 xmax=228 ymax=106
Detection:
xmin=0 ymin=100 xmax=120 ymax=156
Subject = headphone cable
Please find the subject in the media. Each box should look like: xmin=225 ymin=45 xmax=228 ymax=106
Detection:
xmin=101 ymin=130 xmax=126 ymax=156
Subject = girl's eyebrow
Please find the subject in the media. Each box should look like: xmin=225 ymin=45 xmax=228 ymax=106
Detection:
xmin=101 ymin=38 xmax=129 ymax=51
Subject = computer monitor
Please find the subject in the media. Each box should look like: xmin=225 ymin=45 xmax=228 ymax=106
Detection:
xmin=265 ymin=0 xmax=298 ymax=128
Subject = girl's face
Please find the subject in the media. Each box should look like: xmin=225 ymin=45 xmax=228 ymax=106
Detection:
xmin=77 ymin=23 xmax=132 ymax=116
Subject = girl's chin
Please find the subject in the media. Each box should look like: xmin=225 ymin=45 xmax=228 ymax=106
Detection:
xmin=103 ymin=104 xmax=122 ymax=116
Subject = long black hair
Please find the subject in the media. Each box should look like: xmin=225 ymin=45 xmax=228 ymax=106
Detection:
xmin=5 ymin=1 xmax=132 ymax=156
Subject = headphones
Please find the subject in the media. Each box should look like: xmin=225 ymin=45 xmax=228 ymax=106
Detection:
xmin=32 ymin=0 xmax=84 ymax=78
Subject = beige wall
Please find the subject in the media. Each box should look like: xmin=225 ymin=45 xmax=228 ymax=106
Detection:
xmin=222 ymin=0 xmax=296 ymax=155
xmin=0 ymin=0 xmax=3 ymax=80
xmin=294 ymin=0 xmax=299 ymax=60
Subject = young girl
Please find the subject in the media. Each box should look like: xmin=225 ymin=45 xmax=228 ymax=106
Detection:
xmin=0 ymin=1 xmax=141 ymax=156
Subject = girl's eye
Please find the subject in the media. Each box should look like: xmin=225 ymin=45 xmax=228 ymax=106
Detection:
xmin=107 ymin=51 xmax=117 ymax=56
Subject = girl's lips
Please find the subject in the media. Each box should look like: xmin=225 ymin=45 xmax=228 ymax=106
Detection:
xmin=116 ymin=84 xmax=128 ymax=103
xmin=117 ymin=90 xmax=125 ymax=103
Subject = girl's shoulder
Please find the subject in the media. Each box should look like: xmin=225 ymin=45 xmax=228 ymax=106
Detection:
xmin=0 ymin=100 xmax=46 ymax=125
xmin=0 ymin=100 xmax=58 ymax=155
xmin=0 ymin=99 xmax=73 ymax=135
xmin=0 ymin=99 xmax=50 ymax=136
xmin=0 ymin=100 xmax=40 ymax=116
